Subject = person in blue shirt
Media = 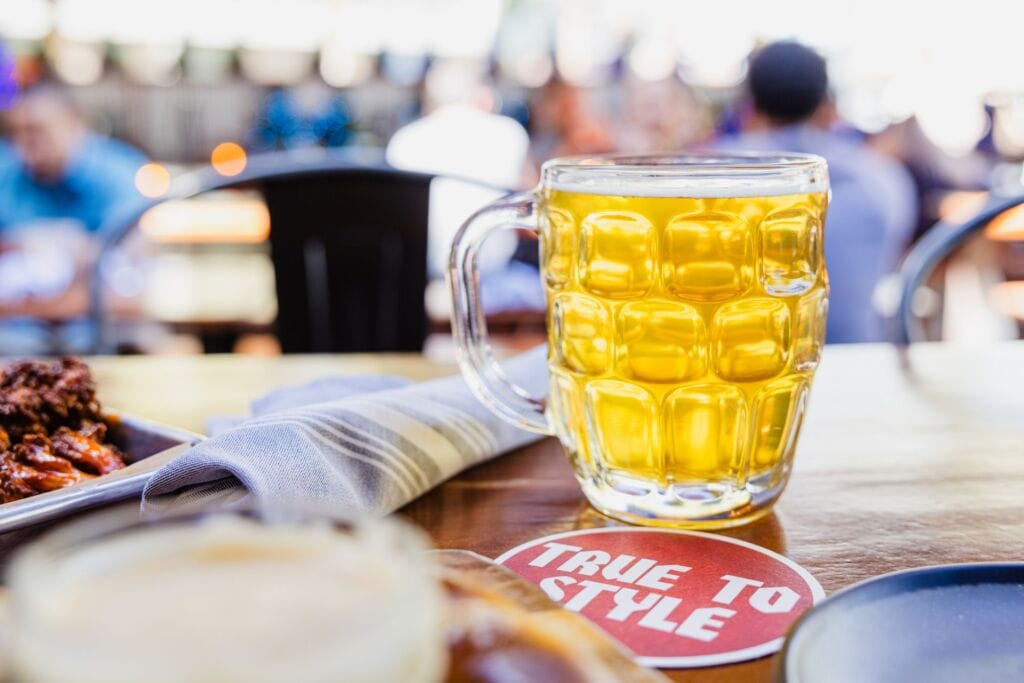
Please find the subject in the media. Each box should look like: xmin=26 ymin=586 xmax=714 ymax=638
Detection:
xmin=716 ymin=42 xmax=918 ymax=344
xmin=0 ymin=84 xmax=146 ymax=354
xmin=248 ymin=87 xmax=352 ymax=152
xmin=0 ymin=83 xmax=146 ymax=235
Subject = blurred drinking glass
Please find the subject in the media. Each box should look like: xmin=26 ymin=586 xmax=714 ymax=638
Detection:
xmin=6 ymin=506 xmax=446 ymax=683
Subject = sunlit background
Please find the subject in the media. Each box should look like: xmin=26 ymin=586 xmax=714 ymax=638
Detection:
xmin=2 ymin=0 xmax=1022 ymax=156
xmin=0 ymin=0 xmax=1022 ymax=355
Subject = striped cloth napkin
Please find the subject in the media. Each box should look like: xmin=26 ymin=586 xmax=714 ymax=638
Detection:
xmin=141 ymin=346 xmax=548 ymax=515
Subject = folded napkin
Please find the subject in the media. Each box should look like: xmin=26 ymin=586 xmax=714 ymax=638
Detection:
xmin=142 ymin=346 xmax=548 ymax=515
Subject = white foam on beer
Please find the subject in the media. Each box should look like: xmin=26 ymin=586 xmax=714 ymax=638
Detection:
xmin=787 ymin=583 xmax=1024 ymax=683
xmin=550 ymin=177 xmax=825 ymax=198
xmin=12 ymin=516 xmax=446 ymax=683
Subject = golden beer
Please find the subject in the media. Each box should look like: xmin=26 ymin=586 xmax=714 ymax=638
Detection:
xmin=540 ymin=187 xmax=828 ymax=526
xmin=450 ymin=153 xmax=829 ymax=528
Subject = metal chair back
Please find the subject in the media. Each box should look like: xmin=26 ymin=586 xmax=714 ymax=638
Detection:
xmin=894 ymin=192 xmax=1024 ymax=345
xmin=88 ymin=149 xmax=488 ymax=354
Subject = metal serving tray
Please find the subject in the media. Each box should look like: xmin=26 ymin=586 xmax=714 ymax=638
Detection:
xmin=0 ymin=412 xmax=203 ymax=535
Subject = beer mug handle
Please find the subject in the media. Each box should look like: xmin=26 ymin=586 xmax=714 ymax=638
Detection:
xmin=448 ymin=191 xmax=553 ymax=435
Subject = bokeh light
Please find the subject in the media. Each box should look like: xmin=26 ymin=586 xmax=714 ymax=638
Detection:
xmin=554 ymin=0 xmax=623 ymax=86
xmin=627 ymin=36 xmax=677 ymax=82
xmin=916 ymin=100 xmax=990 ymax=157
xmin=319 ymin=43 xmax=374 ymax=88
xmin=989 ymin=281 xmax=1024 ymax=321
xmin=210 ymin=142 xmax=247 ymax=177
xmin=501 ymin=52 xmax=553 ymax=89
xmin=134 ymin=162 xmax=171 ymax=198
xmin=139 ymin=196 xmax=270 ymax=243
xmin=118 ymin=44 xmax=183 ymax=86
xmin=985 ymin=205 xmax=1024 ymax=242
xmin=46 ymin=38 xmax=104 ymax=86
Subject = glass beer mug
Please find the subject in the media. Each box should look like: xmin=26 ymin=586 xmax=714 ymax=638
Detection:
xmin=450 ymin=154 xmax=829 ymax=528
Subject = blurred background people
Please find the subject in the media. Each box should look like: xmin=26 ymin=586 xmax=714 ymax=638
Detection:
xmin=248 ymin=85 xmax=353 ymax=151
xmin=0 ymin=0 xmax=1020 ymax=356
xmin=0 ymin=83 xmax=145 ymax=234
xmin=0 ymin=82 xmax=146 ymax=354
xmin=617 ymin=77 xmax=711 ymax=154
xmin=716 ymin=41 xmax=917 ymax=343
xmin=526 ymin=78 xmax=615 ymax=176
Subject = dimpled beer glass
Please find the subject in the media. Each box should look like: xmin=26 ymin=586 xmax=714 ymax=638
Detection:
xmin=450 ymin=154 xmax=829 ymax=528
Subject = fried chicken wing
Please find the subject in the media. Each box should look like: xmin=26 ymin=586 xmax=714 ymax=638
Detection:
xmin=0 ymin=455 xmax=44 ymax=503
xmin=14 ymin=435 xmax=92 ymax=492
xmin=52 ymin=423 xmax=125 ymax=475
xmin=0 ymin=358 xmax=125 ymax=504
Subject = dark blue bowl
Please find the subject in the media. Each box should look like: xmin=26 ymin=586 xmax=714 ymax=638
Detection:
xmin=778 ymin=563 xmax=1024 ymax=683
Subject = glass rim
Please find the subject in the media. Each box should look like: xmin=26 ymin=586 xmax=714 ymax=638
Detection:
xmin=540 ymin=151 xmax=829 ymax=198
xmin=6 ymin=502 xmax=426 ymax=585
xmin=543 ymin=151 xmax=826 ymax=172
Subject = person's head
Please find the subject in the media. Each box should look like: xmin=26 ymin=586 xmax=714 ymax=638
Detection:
xmin=747 ymin=41 xmax=829 ymax=127
xmin=6 ymin=83 xmax=87 ymax=182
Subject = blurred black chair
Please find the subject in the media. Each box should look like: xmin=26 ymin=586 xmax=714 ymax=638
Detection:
xmin=262 ymin=164 xmax=431 ymax=352
xmin=894 ymin=192 xmax=1024 ymax=346
xmin=88 ymin=149 xmax=505 ymax=354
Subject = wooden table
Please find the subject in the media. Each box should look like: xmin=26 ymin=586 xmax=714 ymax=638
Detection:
xmin=87 ymin=342 xmax=1024 ymax=682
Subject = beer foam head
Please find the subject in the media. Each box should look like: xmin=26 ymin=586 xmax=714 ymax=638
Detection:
xmin=543 ymin=153 xmax=829 ymax=198
xmin=9 ymin=515 xmax=447 ymax=683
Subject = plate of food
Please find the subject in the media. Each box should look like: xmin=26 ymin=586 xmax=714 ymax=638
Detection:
xmin=0 ymin=357 xmax=202 ymax=534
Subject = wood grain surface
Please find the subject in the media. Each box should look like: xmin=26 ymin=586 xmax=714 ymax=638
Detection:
xmin=86 ymin=342 xmax=1024 ymax=682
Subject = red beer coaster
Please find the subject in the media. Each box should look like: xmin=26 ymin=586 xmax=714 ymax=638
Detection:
xmin=494 ymin=528 xmax=824 ymax=669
